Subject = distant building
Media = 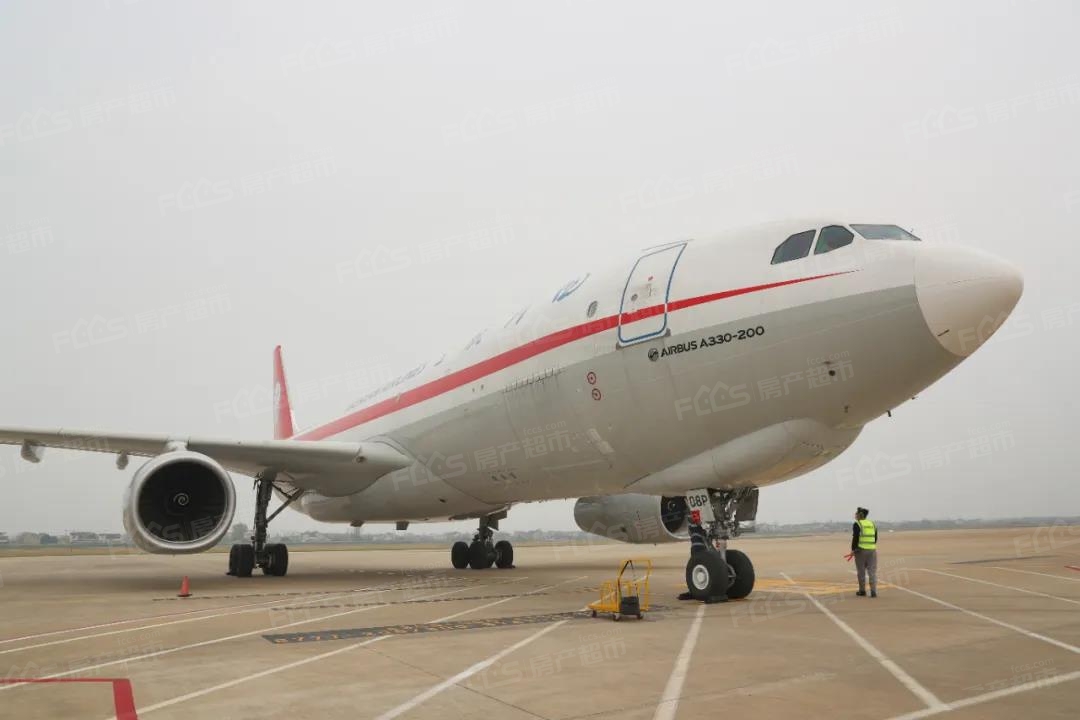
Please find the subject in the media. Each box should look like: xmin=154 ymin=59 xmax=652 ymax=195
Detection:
xmin=0 ymin=532 xmax=9 ymax=545
xmin=69 ymin=531 xmax=101 ymax=544
xmin=14 ymin=532 xmax=41 ymax=545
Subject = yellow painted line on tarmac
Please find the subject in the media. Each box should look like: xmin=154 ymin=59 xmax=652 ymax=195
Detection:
xmin=754 ymin=578 xmax=894 ymax=595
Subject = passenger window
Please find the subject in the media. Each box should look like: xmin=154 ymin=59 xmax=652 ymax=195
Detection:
xmin=814 ymin=225 xmax=854 ymax=255
xmin=771 ymin=230 xmax=816 ymax=265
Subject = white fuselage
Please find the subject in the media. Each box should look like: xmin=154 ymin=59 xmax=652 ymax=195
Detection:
xmin=282 ymin=219 xmax=1022 ymax=525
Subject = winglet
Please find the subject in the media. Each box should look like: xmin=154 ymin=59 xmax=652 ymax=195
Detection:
xmin=273 ymin=345 xmax=296 ymax=440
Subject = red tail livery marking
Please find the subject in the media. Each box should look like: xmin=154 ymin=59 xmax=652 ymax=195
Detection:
xmin=273 ymin=345 xmax=295 ymax=440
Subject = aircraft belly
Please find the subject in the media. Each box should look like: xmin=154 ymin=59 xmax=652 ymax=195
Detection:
xmin=341 ymin=466 xmax=501 ymax=522
xmin=626 ymin=418 xmax=863 ymax=494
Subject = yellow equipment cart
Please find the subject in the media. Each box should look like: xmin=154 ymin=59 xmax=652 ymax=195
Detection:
xmin=589 ymin=558 xmax=652 ymax=621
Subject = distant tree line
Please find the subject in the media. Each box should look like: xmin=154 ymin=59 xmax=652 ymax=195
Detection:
xmin=3 ymin=516 xmax=1079 ymax=548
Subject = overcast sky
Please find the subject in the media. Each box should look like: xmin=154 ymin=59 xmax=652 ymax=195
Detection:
xmin=2 ymin=1 xmax=1078 ymax=535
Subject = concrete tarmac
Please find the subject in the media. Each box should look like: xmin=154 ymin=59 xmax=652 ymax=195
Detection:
xmin=1 ymin=527 xmax=1079 ymax=719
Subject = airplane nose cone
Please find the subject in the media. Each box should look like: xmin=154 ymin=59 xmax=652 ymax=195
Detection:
xmin=916 ymin=246 xmax=1024 ymax=356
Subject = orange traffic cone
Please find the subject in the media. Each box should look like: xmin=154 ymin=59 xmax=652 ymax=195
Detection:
xmin=177 ymin=576 xmax=191 ymax=598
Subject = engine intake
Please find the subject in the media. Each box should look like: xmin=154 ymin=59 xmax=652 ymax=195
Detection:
xmin=122 ymin=451 xmax=236 ymax=554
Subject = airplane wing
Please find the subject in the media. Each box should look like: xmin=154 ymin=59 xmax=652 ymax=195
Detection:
xmin=0 ymin=426 xmax=412 ymax=496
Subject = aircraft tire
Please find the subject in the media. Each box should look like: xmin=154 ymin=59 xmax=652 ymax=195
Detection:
xmin=725 ymin=549 xmax=754 ymax=599
xmin=685 ymin=550 xmax=730 ymax=600
xmin=227 ymin=544 xmax=240 ymax=576
xmin=263 ymin=543 xmax=289 ymax=577
xmin=234 ymin=544 xmax=255 ymax=578
xmin=494 ymin=540 xmax=514 ymax=568
xmin=468 ymin=540 xmax=494 ymax=569
xmin=451 ymin=541 xmax=470 ymax=569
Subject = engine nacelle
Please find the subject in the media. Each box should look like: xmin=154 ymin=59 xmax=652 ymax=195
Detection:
xmin=122 ymin=451 xmax=236 ymax=554
xmin=573 ymin=494 xmax=690 ymax=543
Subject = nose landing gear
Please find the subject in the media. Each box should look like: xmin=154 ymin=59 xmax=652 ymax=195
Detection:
xmin=680 ymin=488 xmax=757 ymax=602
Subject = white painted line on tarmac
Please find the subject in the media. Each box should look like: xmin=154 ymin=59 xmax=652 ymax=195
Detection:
xmin=888 ymin=669 xmax=1080 ymax=720
xmin=919 ymin=568 xmax=1080 ymax=607
xmin=889 ymin=582 xmax=1080 ymax=655
xmin=5 ymin=578 xmax=524 ymax=691
xmin=652 ymin=603 xmax=706 ymax=720
xmin=0 ymin=579 xmax=447 ymax=646
xmin=374 ymin=620 xmax=570 ymax=720
xmin=3 ymin=602 xmax=385 ymax=689
xmin=0 ymin=586 xmax=399 ymax=656
xmin=434 ymin=575 xmax=587 ymax=623
xmin=990 ymin=566 xmax=1080 ymax=584
xmin=132 ymin=577 xmax=576 ymax=718
xmin=0 ymin=605 xmax=251 ymax=645
xmin=783 ymin=572 xmax=945 ymax=712
xmin=121 ymin=583 xmax=480 ymax=720
xmin=133 ymin=635 xmax=387 ymax=719
xmin=371 ymin=580 xmax=591 ymax=720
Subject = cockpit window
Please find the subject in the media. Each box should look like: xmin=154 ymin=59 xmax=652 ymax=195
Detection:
xmin=851 ymin=224 xmax=922 ymax=242
xmin=771 ymin=230 xmax=816 ymax=265
xmin=814 ymin=225 xmax=854 ymax=255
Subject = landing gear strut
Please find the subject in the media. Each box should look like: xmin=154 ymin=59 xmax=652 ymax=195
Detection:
xmin=450 ymin=514 xmax=514 ymax=569
xmin=227 ymin=472 xmax=302 ymax=578
xmin=681 ymin=488 xmax=756 ymax=602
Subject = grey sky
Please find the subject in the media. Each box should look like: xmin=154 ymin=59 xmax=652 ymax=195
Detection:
xmin=2 ymin=0 xmax=1078 ymax=534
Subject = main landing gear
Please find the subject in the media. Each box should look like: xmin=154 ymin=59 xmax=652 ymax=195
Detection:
xmin=227 ymin=472 xmax=303 ymax=578
xmin=681 ymin=488 xmax=757 ymax=602
xmin=450 ymin=514 xmax=514 ymax=570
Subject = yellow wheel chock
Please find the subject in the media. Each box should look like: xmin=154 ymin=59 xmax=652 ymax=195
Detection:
xmin=588 ymin=558 xmax=652 ymax=621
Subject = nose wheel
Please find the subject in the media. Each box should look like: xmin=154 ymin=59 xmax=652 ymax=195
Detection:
xmin=685 ymin=550 xmax=731 ymax=601
xmin=724 ymin=548 xmax=755 ymax=600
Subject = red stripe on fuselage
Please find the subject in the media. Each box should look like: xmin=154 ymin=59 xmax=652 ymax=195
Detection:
xmin=294 ymin=272 xmax=847 ymax=441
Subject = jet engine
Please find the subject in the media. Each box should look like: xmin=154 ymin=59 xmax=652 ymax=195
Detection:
xmin=573 ymin=494 xmax=690 ymax=543
xmin=122 ymin=451 xmax=236 ymax=554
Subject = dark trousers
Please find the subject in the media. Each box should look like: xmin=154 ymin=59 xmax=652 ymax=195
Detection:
xmin=855 ymin=549 xmax=877 ymax=592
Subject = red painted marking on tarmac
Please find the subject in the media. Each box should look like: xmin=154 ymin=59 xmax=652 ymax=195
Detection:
xmin=112 ymin=679 xmax=138 ymax=720
xmin=0 ymin=678 xmax=138 ymax=719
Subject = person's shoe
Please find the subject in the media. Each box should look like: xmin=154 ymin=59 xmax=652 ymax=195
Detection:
xmin=856 ymin=590 xmax=867 ymax=597
xmin=870 ymin=591 xmax=877 ymax=598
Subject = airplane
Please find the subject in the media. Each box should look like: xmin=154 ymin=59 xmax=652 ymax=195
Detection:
xmin=0 ymin=218 xmax=1023 ymax=601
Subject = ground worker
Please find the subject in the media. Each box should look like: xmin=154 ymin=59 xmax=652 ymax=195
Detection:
xmin=851 ymin=507 xmax=878 ymax=597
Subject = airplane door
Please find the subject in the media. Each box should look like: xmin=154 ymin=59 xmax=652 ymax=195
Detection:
xmin=617 ymin=242 xmax=687 ymax=346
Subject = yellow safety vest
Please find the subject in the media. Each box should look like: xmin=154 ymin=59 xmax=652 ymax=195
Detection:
xmin=857 ymin=519 xmax=877 ymax=550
